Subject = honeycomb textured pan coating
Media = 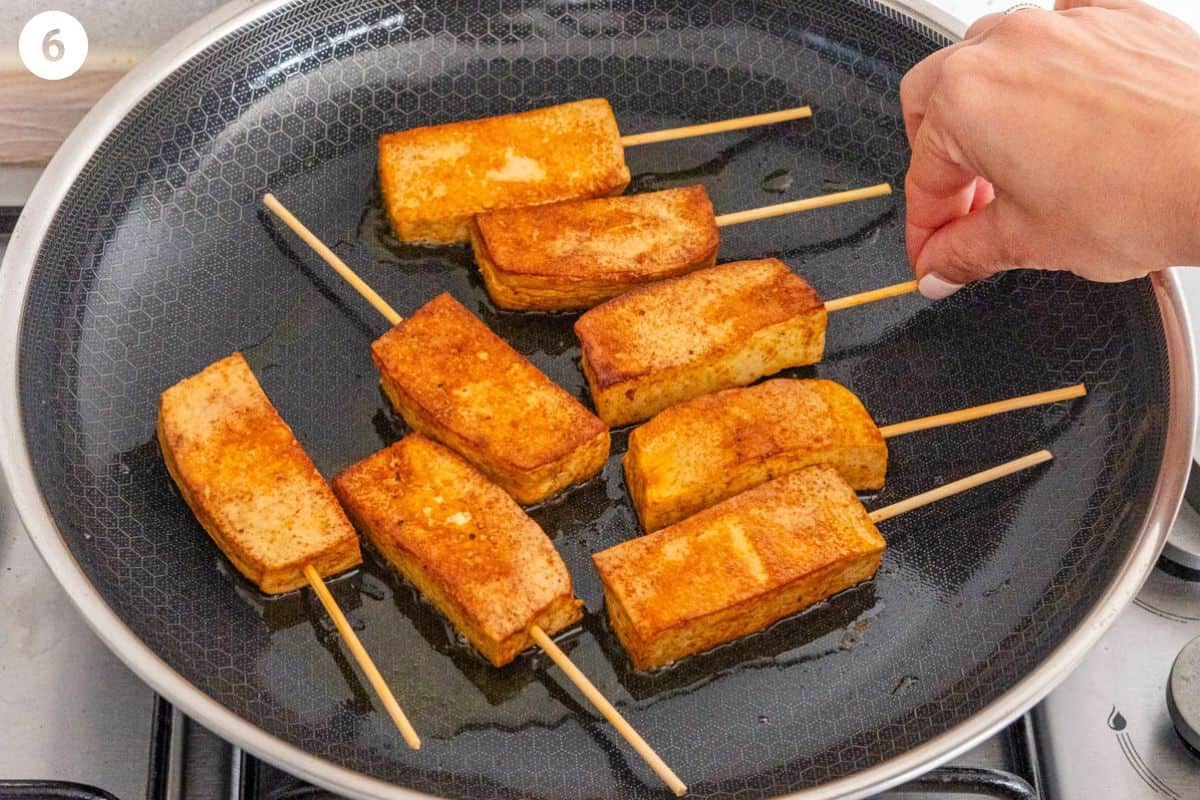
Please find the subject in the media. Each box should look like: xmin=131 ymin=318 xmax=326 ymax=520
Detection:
xmin=17 ymin=1 xmax=1170 ymax=797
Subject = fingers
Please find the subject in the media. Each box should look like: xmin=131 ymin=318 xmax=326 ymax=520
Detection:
xmin=905 ymin=111 xmax=1023 ymax=296
xmin=969 ymin=177 xmax=996 ymax=212
xmin=903 ymin=114 xmax=978 ymax=269
xmin=899 ymin=44 xmax=961 ymax=147
xmin=913 ymin=199 xmax=1026 ymax=291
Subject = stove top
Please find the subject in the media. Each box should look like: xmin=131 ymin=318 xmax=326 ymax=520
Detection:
xmin=0 ymin=440 xmax=155 ymax=800
xmin=1034 ymin=556 xmax=1200 ymax=799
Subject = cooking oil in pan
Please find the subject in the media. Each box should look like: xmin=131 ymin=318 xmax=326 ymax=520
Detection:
xmin=198 ymin=138 xmax=898 ymax=743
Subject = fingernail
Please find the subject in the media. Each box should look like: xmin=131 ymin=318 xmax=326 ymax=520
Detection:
xmin=918 ymin=273 xmax=964 ymax=300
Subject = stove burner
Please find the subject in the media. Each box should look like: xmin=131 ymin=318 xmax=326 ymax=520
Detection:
xmin=1168 ymin=635 xmax=1200 ymax=756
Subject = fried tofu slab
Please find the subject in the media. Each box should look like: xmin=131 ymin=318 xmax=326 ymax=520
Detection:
xmin=575 ymin=259 xmax=827 ymax=426
xmin=593 ymin=466 xmax=885 ymax=670
xmin=157 ymin=353 xmax=361 ymax=594
xmin=379 ymin=99 xmax=631 ymax=245
xmin=470 ymin=185 xmax=720 ymax=311
xmin=626 ymin=379 xmax=888 ymax=531
xmin=371 ymin=292 xmax=609 ymax=504
xmin=333 ymin=435 xmax=584 ymax=667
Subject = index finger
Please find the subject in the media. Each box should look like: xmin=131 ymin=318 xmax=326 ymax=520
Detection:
xmin=904 ymin=106 xmax=979 ymax=270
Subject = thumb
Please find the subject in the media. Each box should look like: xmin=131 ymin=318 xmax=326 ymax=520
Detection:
xmin=912 ymin=199 xmax=1026 ymax=297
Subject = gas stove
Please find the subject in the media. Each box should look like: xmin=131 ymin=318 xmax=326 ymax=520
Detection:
xmin=2 ymin=1 xmax=1200 ymax=794
xmin=1 ymin=223 xmax=1198 ymax=800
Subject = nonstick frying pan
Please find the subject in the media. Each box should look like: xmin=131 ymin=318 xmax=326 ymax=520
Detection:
xmin=0 ymin=1 xmax=1194 ymax=798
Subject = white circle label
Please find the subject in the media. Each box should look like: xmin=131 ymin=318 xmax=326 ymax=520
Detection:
xmin=19 ymin=11 xmax=89 ymax=81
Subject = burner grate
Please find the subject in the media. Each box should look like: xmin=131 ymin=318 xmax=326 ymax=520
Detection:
xmin=141 ymin=696 xmax=1042 ymax=800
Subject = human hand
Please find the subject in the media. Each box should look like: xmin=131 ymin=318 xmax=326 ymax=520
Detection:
xmin=901 ymin=0 xmax=1200 ymax=299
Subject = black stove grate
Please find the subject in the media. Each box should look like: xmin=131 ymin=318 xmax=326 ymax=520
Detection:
xmin=139 ymin=697 xmax=1040 ymax=800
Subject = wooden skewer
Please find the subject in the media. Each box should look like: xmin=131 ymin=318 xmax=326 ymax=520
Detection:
xmin=263 ymin=193 xmax=403 ymax=326
xmin=266 ymin=188 xmax=907 ymax=319
xmin=878 ymin=384 xmax=1087 ymax=439
xmin=302 ymin=564 xmax=421 ymax=749
xmin=714 ymin=183 xmax=893 ymax=228
xmin=529 ymin=625 xmax=687 ymax=797
xmin=264 ymin=197 xmax=681 ymax=783
xmin=824 ymin=280 xmax=919 ymax=312
xmin=868 ymin=450 xmax=1053 ymax=524
xmin=620 ymin=106 xmax=812 ymax=148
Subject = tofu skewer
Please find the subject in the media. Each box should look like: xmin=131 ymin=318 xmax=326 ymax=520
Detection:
xmin=263 ymin=194 xmax=609 ymax=505
xmin=574 ymin=258 xmax=917 ymax=426
xmin=594 ymin=449 xmax=1052 ymax=671
xmin=472 ymin=182 xmax=893 ymax=311
xmin=157 ymin=353 xmax=421 ymax=749
xmin=626 ymin=379 xmax=1086 ymax=531
xmin=334 ymin=435 xmax=687 ymax=797
xmin=379 ymin=99 xmax=813 ymax=244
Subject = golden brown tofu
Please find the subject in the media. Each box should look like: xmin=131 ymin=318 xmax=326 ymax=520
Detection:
xmin=371 ymin=292 xmax=609 ymax=504
xmin=332 ymin=434 xmax=584 ymax=667
xmin=157 ymin=353 xmax=361 ymax=594
xmin=626 ymin=379 xmax=888 ymax=532
xmin=470 ymin=185 xmax=720 ymax=311
xmin=593 ymin=466 xmax=885 ymax=670
xmin=575 ymin=259 xmax=827 ymax=426
xmin=379 ymin=99 xmax=631 ymax=245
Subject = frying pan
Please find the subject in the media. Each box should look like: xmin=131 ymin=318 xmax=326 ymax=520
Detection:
xmin=0 ymin=1 xmax=1194 ymax=798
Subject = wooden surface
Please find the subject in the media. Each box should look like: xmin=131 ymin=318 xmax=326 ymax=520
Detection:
xmin=0 ymin=69 xmax=126 ymax=166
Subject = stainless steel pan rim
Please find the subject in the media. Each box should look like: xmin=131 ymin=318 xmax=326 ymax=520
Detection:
xmin=0 ymin=1 xmax=1193 ymax=798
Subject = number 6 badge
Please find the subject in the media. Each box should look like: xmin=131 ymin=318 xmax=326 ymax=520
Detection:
xmin=19 ymin=11 xmax=89 ymax=81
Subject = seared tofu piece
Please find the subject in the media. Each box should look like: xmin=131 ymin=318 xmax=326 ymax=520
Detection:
xmin=470 ymin=185 xmax=719 ymax=311
xmin=157 ymin=353 xmax=361 ymax=594
xmin=626 ymin=379 xmax=887 ymax=531
xmin=593 ymin=466 xmax=885 ymax=670
xmin=575 ymin=259 xmax=827 ymax=426
xmin=333 ymin=435 xmax=584 ymax=667
xmin=379 ymin=99 xmax=630 ymax=245
xmin=371 ymin=292 xmax=609 ymax=504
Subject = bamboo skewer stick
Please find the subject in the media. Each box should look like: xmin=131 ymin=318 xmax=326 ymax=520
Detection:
xmin=529 ymin=625 xmax=687 ymax=796
xmin=266 ymin=190 xmax=911 ymax=319
xmin=266 ymin=192 xmax=685 ymax=791
xmin=302 ymin=564 xmax=421 ymax=749
xmin=265 ymin=185 xmax=1049 ymax=790
xmin=620 ymin=106 xmax=812 ymax=147
xmin=869 ymin=450 xmax=1053 ymax=524
xmin=714 ymin=183 xmax=893 ymax=227
xmin=824 ymin=280 xmax=919 ymax=312
xmin=879 ymin=385 xmax=1087 ymax=439
xmin=264 ymin=193 xmax=403 ymax=325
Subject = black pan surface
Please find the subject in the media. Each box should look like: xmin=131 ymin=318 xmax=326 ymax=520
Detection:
xmin=14 ymin=1 xmax=1174 ymax=797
